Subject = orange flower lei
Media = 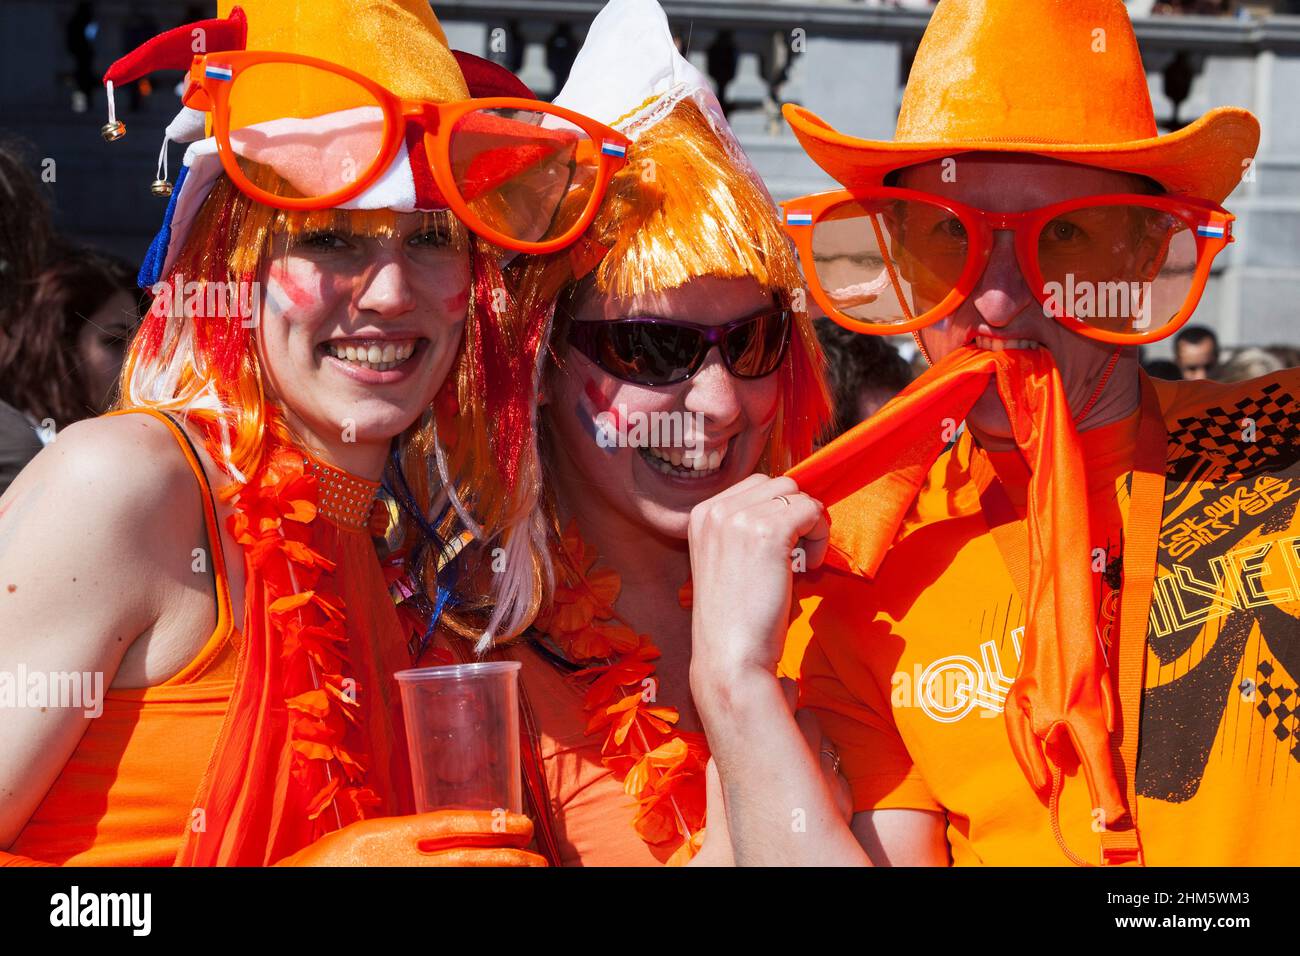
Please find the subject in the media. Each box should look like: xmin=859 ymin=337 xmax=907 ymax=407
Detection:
xmin=532 ymin=520 xmax=708 ymax=865
xmin=227 ymin=445 xmax=383 ymax=834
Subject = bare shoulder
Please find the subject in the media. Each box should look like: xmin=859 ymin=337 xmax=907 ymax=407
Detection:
xmin=0 ymin=413 xmax=213 ymax=845
xmin=2 ymin=413 xmax=200 ymax=530
xmin=0 ymin=410 xmax=212 ymax=659
xmin=0 ymin=413 xmax=207 ymax=601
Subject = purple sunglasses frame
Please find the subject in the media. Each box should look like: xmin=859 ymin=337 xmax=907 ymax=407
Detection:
xmin=565 ymin=306 xmax=794 ymax=385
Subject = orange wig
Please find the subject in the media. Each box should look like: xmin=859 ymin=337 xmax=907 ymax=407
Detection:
xmin=506 ymin=98 xmax=833 ymax=613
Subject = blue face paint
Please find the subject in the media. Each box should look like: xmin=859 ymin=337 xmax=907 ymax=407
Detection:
xmin=574 ymin=399 xmax=619 ymax=455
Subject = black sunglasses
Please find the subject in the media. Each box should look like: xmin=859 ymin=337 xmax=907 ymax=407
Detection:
xmin=565 ymin=307 xmax=793 ymax=386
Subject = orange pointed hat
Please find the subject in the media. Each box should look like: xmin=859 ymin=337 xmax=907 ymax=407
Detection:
xmin=784 ymin=0 xmax=1259 ymax=203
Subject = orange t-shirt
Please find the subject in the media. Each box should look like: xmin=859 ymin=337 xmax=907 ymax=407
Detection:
xmin=784 ymin=370 xmax=1300 ymax=866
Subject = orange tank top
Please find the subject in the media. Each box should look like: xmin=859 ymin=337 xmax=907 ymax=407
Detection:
xmin=430 ymin=635 xmax=704 ymax=866
xmin=11 ymin=409 xmax=238 ymax=866
xmin=514 ymin=641 xmax=698 ymax=866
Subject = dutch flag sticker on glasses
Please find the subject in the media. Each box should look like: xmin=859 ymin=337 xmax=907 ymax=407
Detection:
xmin=786 ymin=211 xmax=814 ymax=227
xmin=601 ymin=141 xmax=627 ymax=158
xmin=205 ymin=64 xmax=234 ymax=82
xmin=1196 ymin=223 xmax=1226 ymax=239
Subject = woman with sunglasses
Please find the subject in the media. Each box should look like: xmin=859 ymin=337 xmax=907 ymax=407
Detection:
xmin=412 ymin=0 xmax=830 ymax=866
xmin=0 ymin=0 xmax=624 ymax=867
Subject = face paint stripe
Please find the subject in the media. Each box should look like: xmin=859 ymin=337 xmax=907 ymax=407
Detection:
xmin=583 ymin=377 xmax=620 ymax=429
xmin=576 ymin=376 xmax=620 ymax=455
xmin=443 ymin=287 xmax=469 ymax=314
xmin=270 ymin=272 xmax=316 ymax=309
xmin=574 ymin=400 xmax=618 ymax=455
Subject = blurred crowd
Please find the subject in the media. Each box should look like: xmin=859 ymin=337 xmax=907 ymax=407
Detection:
xmin=0 ymin=138 xmax=143 ymax=494
xmin=1142 ymin=326 xmax=1300 ymax=383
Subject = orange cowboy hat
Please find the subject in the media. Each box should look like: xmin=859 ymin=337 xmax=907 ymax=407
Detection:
xmin=784 ymin=0 xmax=1259 ymax=204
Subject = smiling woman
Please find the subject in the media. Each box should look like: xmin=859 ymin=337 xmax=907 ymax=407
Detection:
xmin=119 ymin=173 xmax=474 ymax=476
xmin=0 ymin=0 xmax=617 ymax=868
xmin=402 ymin=0 xmax=831 ymax=867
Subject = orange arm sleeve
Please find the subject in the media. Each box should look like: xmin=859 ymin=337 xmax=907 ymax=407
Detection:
xmin=0 ymin=851 xmax=56 ymax=867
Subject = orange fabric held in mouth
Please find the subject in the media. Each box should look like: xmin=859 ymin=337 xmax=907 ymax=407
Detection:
xmin=787 ymin=345 xmax=1127 ymax=825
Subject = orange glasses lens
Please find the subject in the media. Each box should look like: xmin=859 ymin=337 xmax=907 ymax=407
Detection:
xmin=448 ymin=107 xmax=594 ymax=246
xmin=809 ymin=196 xmax=972 ymax=329
xmin=224 ymin=61 xmax=388 ymax=202
xmin=1035 ymin=203 xmax=1199 ymax=338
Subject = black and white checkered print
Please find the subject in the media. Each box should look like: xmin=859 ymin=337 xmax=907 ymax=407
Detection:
xmin=1249 ymin=660 xmax=1300 ymax=763
xmin=1167 ymin=382 xmax=1300 ymax=482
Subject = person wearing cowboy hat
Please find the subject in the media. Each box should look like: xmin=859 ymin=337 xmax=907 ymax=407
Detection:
xmin=688 ymin=0 xmax=1299 ymax=865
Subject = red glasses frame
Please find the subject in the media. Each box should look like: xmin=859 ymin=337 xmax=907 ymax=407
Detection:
xmin=181 ymin=50 xmax=631 ymax=254
xmin=782 ymin=186 xmax=1235 ymax=345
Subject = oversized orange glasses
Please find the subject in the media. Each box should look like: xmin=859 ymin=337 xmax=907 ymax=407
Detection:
xmin=180 ymin=50 xmax=631 ymax=254
xmin=783 ymin=187 xmax=1236 ymax=345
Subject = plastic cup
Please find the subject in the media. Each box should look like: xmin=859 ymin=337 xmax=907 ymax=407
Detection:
xmin=394 ymin=661 xmax=522 ymax=814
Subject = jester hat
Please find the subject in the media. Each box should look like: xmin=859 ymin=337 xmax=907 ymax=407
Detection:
xmin=544 ymin=0 xmax=807 ymax=302
xmin=530 ymin=0 xmax=829 ymax=472
xmin=102 ymin=0 xmax=537 ymax=288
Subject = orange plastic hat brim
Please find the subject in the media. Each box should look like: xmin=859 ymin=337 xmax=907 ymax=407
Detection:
xmin=783 ymin=102 xmax=1260 ymax=205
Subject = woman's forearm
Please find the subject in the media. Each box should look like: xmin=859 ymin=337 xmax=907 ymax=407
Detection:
xmin=693 ymin=658 xmax=870 ymax=866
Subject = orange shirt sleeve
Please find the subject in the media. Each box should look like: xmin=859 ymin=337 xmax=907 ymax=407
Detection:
xmin=0 ymin=851 xmax=55 ymax=866
xmin=781 ymin=567 xmax=942 ymax=815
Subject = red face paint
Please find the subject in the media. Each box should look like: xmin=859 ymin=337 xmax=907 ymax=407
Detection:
xmin=443 ymin=286 xmax=470 ymax=315
xmin=269 ymin=269 xmax=316 ymax=309
xmin=576 ymin=375 xmax=620 ymax=454
xmin=583 ymin=377 xmax=620 ymax=429
xmin=261 ymin=268 xmax=318 ymax=324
